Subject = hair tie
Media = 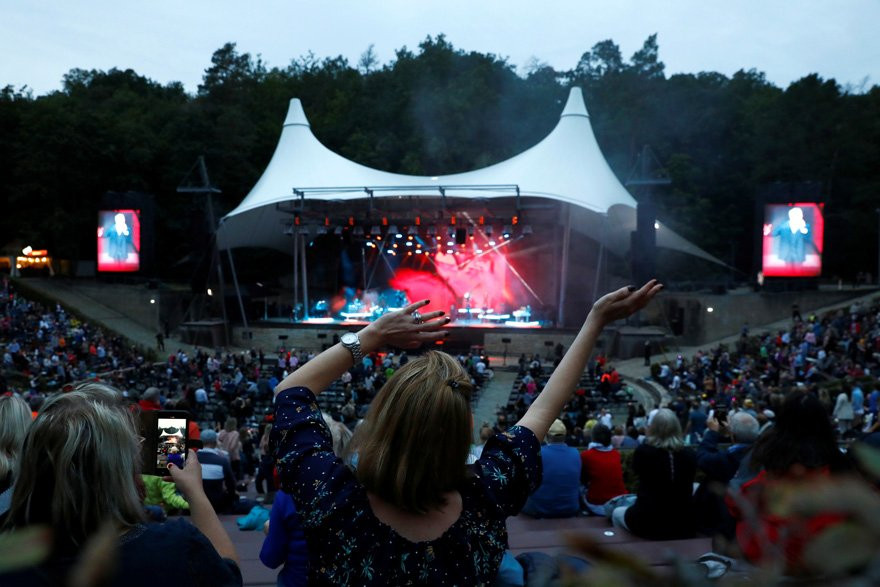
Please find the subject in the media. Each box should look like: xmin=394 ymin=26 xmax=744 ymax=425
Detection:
xmin=447 ymin=379 xmax=460 ymax=389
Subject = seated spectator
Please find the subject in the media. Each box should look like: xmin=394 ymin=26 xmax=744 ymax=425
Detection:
xmin=693 ymin=411 xmax=760 ymax=540
xmin=141 ymin=473 xmax=190 ymax=516
xmin=0 ymin=395 xmax=32 ymax=522
xmin=138 ymin=386 xmax=161 ymax=411
xmin=728 ymin=392 xmax=852 ymax=576
xmin=611 ymin=408 xmax=696 ymax=540
xmin=468 ymin=424 xmax=493 ymax=464
xmin=522 ymin=419 xmax=582 ymax=518
xmin=580 ymin=424 xmax=628 ymax=516
xmin=2 ymin=383 xmax=241 ymax=585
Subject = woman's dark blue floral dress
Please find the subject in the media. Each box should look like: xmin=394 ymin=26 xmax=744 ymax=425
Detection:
xmin=272 ymin=386 xmax=541 ymax=585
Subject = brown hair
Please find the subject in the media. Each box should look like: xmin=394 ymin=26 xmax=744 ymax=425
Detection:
xmin=352 ymin=351 xmax=473 ymax=514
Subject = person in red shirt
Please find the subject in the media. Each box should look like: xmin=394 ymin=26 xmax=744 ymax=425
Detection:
xmin=580 ymin=423 xmax=628 ymax=515
xmin=138 ymin=387 xmax=162 ymax=411
xmin=727 ymin=392 xmax=851 ymax=576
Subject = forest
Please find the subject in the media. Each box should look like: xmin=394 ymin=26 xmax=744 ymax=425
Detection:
xmin=2 ymin=34 xmax=879 ymax=282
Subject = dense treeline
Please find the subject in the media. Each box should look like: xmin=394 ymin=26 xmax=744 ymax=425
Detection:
xmin=2 ymin=35 xmax=879 ymax=280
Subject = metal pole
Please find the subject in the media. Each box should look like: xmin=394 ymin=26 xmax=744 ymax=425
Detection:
xmin=226 ymin=248 xmax=249 ymax=331
xmin=206 ymin=193 xmax=229 ymax=347
xmin=292 ymin=228 xmax=299 ymax=322
xmin=557 ymin=204 xmax=571 ymax=327
xmin=592 ymin=215 xmax=606 ymax=303
xmin=300 ymin=233 xmax=310 ymax=319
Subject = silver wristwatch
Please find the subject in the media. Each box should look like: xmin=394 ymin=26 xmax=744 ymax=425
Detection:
xmin=340 ymin=332 xmax=363 ymax=363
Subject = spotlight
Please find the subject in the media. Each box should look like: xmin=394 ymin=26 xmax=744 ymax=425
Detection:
xmin=316 ymin=225 xmax=328 ymax=235
xmin=484 ymin=226 xmax=493 ymax=236
xmin=408 ymin=225 xmax=418 ymax=236
xmin=334 ymin=226 xmax=343 ymax=236
xmin=283 ymin=225 xmax=294 ymax=236
xmin=405 ymin=241 xmax=413 ymax=247
xmin=502 ymin=225 xmax=512 ymax=239
xmin=427 ymin=225 xmax=437 ymax=237
xmin=488 ymin=239 xmax=496 ymax=246
xmin=388 ymin=224 xmax=398 ymax=236
xmin=353 ymin=226 xmax=364 ymax=237
xmin=522 ymin=225 xmax=533 ymax=236
xmin=370 ymin=225 xmax=380 ymax=235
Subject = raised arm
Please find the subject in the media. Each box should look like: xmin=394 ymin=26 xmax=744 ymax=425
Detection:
xmin=516 ymin=280 xmax=662 ymax=442
xmin=274 ymin=300 xmax=448 ymax=396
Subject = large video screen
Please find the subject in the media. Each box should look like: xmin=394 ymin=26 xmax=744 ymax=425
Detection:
xmin=97 ymin=209 xmax=141 ymax=272
xmin=761 ymin=202 xmax=824 ymax=277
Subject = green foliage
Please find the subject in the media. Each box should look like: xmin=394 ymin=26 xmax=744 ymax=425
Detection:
xmin=2 ymin=35 xmax=879 ymax=280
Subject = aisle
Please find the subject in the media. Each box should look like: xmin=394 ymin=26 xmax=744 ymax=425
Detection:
xmin=471 ymin=369 xmax=518 ymax=440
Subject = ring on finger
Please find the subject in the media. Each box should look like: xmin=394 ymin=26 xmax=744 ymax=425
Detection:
xmin=412 ymin=310 xmax=423 ymax=324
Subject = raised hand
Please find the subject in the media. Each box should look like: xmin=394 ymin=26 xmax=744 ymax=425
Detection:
xmin=365 ymin=299 xmax=449 ymax=349
xmin=588 ymin=280 xmax=663 ymax=327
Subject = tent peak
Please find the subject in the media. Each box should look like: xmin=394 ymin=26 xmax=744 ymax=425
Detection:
xmin=560 ymin=87 xmax=589 ymax=119
xmin=283 ymin=98 xmax=311 ymax=128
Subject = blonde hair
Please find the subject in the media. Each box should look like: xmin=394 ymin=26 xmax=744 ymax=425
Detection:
xmin=646 ymin=408 xmax=684 ymax=451
xmin=0 ymin=395 xmax=32 ymax=480
xmin=5 ymin=383 xmax=146 ymax=552
xmin=353 ymin=351 xmax=473 ymax=513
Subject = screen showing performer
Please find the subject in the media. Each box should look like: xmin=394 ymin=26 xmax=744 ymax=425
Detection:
xmin=761 ymin=203 xmax=824 ymax=277
xmin=97 ymin=209 xmax=140 ymax=272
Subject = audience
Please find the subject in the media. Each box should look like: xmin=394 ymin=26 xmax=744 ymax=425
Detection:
xmin=611 ymin=408 xmax=697 ymax=540
xmin=0 ymin=395 xmax=32 ymax=522
xmin=1 ymin=383 xmax=241 ymax=586
xmin=269 ymin=283 xmax=659 ymax=583
xmin=521 ymin=419 xmax=582 ymax=518
xmin=728 ymin=391 xmax=852 ymax=575
xmin=580 ymin=423 xmax=628 ymax=516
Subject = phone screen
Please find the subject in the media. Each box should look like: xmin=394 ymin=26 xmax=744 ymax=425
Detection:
xmin=155 ymin=414 xmax=188 ymax=474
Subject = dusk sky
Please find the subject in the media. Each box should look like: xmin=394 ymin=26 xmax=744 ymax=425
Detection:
xmin=3 ymin=0 xmax=878 ymax=96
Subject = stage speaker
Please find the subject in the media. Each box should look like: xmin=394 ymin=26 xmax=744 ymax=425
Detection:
xmin=455 ymin=228 xmax=467 ymax=244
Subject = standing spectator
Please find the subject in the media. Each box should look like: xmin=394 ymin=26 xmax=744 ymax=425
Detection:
xmin=611 ymin=408 xmax=697 ymax=540
xmin=832 ymin=387 xmax=854 ymax=436
xmin=219 ymin=417 xmax=243 ymax=480
xmin=255 ymin=424 xmax=275 ymax=496
xmin=521 ymin=419 xmax=582 ymax=518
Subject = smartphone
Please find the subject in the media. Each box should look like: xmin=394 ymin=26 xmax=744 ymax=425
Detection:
xmin=140 ymin=410 xmax=190 ymax=476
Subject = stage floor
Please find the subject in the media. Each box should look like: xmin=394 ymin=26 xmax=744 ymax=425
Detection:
xmin=259 ymin=317 xmax=545 ymax=329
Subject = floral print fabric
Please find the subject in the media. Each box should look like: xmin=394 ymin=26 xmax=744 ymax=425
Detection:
xmin=272 ymin=386 xmax=541 ymax=585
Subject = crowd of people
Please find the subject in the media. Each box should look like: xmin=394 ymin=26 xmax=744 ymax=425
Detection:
xmin=2 ymin=277 xmax=880 ymax=583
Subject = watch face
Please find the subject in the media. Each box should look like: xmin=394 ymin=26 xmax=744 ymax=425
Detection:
xmin=341 ymin=332 xmax=357 ymax=345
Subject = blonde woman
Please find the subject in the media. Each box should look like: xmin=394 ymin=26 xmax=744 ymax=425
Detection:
xmin=0 ymin=395 xmax=32 ymax=520
xmin=610 ymin=407 xmax=697 ymax=540
xmin=272 ymin=281 xmax=661 ymax=584
xmin=3 ymin=383 xmax=241 ymax=585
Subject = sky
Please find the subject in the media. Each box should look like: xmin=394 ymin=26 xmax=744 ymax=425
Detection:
xmin=3 ymin=0 xmax=879 ymax=96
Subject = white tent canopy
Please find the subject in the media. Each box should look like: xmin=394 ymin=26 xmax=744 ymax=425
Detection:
xmin=217 ymin=87 xmax=723 ymax=266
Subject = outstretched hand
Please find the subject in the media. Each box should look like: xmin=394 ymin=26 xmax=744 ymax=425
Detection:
xmin=589 ymin=280 xmax=663 ymax=327
xmin=364 ymin=299 xmax=449 ymax=349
